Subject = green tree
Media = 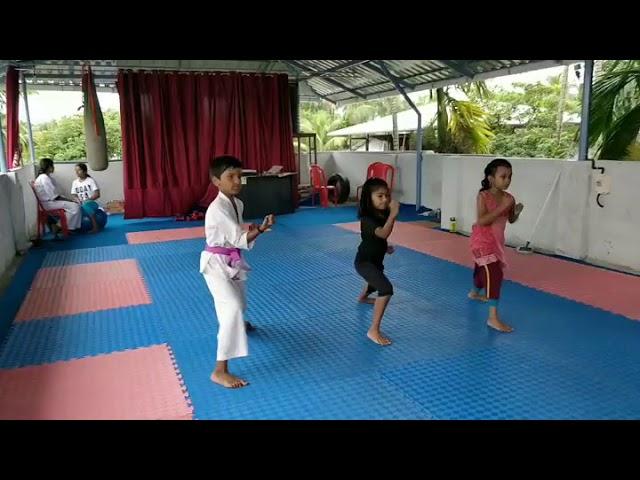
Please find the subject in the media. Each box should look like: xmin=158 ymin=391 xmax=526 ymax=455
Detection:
xmin=586 ymin=60 xmax=640 ymax=160
xmin=415 ymin=84 xmax=494 ymax=154
xmin=103 ymin=111 xmax=123 ymax=159
xmin=470 ymin=75 xmax=580 ymax=159
xmin=342 ymin=95 xmax=409 ymax=125
xmin=300 ymin=90 xmax=491 ymax=153
xmin=299 ymin=102 xmax=347 ymax=151
xmin=32 ymin=110 xmax=122 ymax=161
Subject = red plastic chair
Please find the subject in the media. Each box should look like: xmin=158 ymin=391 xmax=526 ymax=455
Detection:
xmin=309 ymin=165 xmax=338 ymax=208
xmin=30 ymin=181 xmax=69 ymax=239
xmin=356 ymin=162 xmax=380 ymax=200
xmin=356 ymin=162 xmax=395 ymax=199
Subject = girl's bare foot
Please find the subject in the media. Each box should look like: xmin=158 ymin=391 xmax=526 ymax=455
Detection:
xmin=367 ymin=329 xmax=392 ymax=346
xmin=211 ymin=371 xmax=249 ymax=388
xmin=468 ymin=290 xmax=488 ymax=302
xmin=358 ymin=295 xmax=375 ymax=304
xmin=358 ymin=285 xmax=376 ymax=304
xmin=487 ymin=317 xmax=513 ymax=333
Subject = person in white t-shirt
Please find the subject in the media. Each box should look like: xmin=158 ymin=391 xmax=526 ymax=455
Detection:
xmin=71 ymin=162 xmax=102 ymax=233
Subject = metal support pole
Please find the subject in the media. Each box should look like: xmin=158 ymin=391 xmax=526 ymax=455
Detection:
xmin=378 ymin=61 xmax=423 ymax=211
xmin=578 ymin=60 xmax=594 ymax=161
xmin=392 ymin=112 xmax=399 ymax=151
xmin=21 ymin=73 xmax=37 ymax=166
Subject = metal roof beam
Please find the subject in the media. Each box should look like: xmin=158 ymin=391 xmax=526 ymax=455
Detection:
xmin=363 ymin=61 xmax=414 ymax=90
xmin=22 ymin=73 xmax=116 ymax=81
xmin=334 ymin=60 xmax=577 ymax=106
xmin=304 ymin=82 xmax=337 ymax=105
xmin=301 ymin=60 xmax=370 ymax=80
xmin=282 ymin=60 xmax=367 ymax=100
xmin=307 ymin=66 xmax=451 ymax=101
xmin=438 ymin=60 xmax=476 ymax=79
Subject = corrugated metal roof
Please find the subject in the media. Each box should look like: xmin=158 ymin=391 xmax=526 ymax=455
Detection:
xmin=0 ymin=60 xmax=290 ymax=93
xmin=1 ymin=60 xmax=577 ymax=101
xmin=288 ymin=60 xmax=577 ymax=105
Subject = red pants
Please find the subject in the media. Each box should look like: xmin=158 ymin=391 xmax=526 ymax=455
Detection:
xmin=473 ymin=262 xmax=503 ymax=300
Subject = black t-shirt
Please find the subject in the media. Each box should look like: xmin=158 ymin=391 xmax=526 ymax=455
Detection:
xmin=356 ymin=213 xmax=388 ymax=266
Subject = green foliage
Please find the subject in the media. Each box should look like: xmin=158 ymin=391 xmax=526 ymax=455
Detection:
xmin=469 ymin=74 xmax=581 ymax=159
xmin=586 ymin=60 xmax=640 ymax=160
xmin=32 ymin=110 xmax=122 ymax=161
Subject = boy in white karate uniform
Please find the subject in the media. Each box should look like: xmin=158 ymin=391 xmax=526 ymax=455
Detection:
xmin=200 ymin=155 xmax=275 ymax=389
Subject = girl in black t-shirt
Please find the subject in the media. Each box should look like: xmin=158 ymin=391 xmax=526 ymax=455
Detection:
xmin=354 ymin=178 xmax=400 ymax=346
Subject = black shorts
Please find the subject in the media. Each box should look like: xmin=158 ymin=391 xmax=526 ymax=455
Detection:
xmin=354 ymin=261 xmax=394 ymax=297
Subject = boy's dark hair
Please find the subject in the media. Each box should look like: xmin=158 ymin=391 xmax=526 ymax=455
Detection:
xmin=38 ymin=158 xmax=54 ymax=175
xmin=358 ymin=177 xmax=390 ymax=219
xmin=75 ymin=162 xmax=91 ymax=177
xmin=480 ymin=158 xmax=512 ymax=191
xmin=209 ymin=155 xmax=242 ymax=179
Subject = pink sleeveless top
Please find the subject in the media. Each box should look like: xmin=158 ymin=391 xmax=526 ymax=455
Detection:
xmin=470 ymin=190 xmax=514 ymax=268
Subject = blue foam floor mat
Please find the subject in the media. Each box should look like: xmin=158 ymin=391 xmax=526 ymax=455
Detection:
xmin=1 ymin=208 xmax=640 ymax=419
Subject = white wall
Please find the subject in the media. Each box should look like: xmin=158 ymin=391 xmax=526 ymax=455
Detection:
xmin=51 ymin=160 xmax=124 ymax=206
xmin=0 ymin=160 xmax=124 ymax=280
xmin=14 ymin=166 xmax=38 ymax=240
xmin=296 ymin=152 xmax=334 ymax=186
xmin=0 ymin=170 xmax=33 ymax=280
xmin=323 ymin=152 xmax=443 ymax=209
xmin=3 ymin=153 xmax=637 ymax=278
xmin=439 ymin=155 xmax=640 ymax=274
xmin=586 ymin=161 xmax=640 ymax=272
xmin=442 ymin=156 xmax=590 ymax=253
xmin=323 ymin=151 xmax=639 ymax=273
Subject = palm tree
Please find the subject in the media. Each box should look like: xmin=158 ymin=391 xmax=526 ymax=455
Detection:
xmin=432 ymin=83 xmax=494 ymax=154
xmin=342 ymin=96 xmax=407 ymax=125
xmin=586 ymin=60 xmax=640 ymax=160
xmin=342 ymin=102 xmax=377 ymax=125
xmin=299 ymin=108 xmax=346 ymax=152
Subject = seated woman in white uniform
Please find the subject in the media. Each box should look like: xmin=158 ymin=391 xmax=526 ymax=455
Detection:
xmin=33 ymin=158 xmax=82 ymax=234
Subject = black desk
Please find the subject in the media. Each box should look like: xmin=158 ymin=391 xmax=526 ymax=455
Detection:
xmin=236 ymin=173 xmax=297 ymax=220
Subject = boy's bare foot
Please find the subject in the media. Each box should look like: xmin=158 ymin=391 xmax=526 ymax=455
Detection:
xmin=367 ymin=329 xmax=392 ymax=346
xmin=211 ymin=371 xmax=249 ymax=389
xmin=357 ymin=295 xmax=376 ymax=304
xmin=468 ymin=290 xmax=488 ymax=302
xmin=89 ymin=228 xmax=99 ymax=234
xmin=487 ymin=317 xmax=513 ymax=333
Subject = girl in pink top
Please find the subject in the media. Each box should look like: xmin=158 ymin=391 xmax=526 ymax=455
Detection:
xmin=469 ymin=159 xmax=524 ymax=333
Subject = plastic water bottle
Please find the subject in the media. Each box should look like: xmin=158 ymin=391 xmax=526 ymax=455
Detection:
xmin=450 ymin=217 xmax=457 ymax=233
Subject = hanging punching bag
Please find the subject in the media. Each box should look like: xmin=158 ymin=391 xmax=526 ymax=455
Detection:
xmin=82 ymin=65 xmax=108 ymax=171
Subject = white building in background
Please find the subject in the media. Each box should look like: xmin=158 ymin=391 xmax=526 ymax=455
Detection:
xmin=329 ymin=104 xmax=580 ymax=152
xmin=328 ymin=105 xmax=438 ymax=152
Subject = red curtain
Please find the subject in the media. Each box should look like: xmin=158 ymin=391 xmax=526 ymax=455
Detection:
xmin=117 ymin=70 xmax=296 ymax=218
xmin=5 ymin=66 xmax=21 ymax=169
